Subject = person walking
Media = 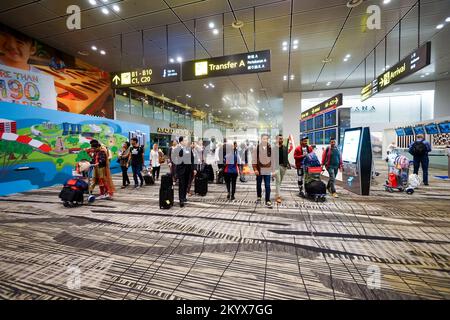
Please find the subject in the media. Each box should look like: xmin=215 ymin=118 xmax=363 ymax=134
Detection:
xmin=322 ymin=137 xmax=342 ymax=198
xmin=129 ymin=137 xmax=144 ymax=189
xmin=87 ymin=139 xmax=115 ymax=199
xmin=293 ymin=136 xmax=313 ymax=197
xmin=174 ymin=136 xmax=197 ymax=207
xmin=274 ymin=134 xmax=290 ymax=204
xmin=187 ymin=140 xmax=200 ymax=197
xmin=118 ymin=141 xmax=131 ymax=189
xmin=224 ymin=141 xmax=241 ymax=200
xmin=168 ymin=140 xmax=178 ymax=183
xmin=252 ymin=134 xmax=274 ymax=208
xmin=150 ymin=143 xmax=161 ymax=181
xmin=409 ymin=134 xmax=432 ymax=186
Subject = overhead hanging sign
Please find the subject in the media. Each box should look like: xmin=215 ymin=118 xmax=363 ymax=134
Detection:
xmin=300 ymin=93 xmax=343 ymax=120
xmin=182 ymin=50 xmax=271 ymax=81
xmin=110 ymin=64 xmax=180 ymax=89
xmin=361 ymin=41 xmax=431 ymax=101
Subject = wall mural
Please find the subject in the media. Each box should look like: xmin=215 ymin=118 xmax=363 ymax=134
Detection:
xmin=0 ymin=101 xmax=150 ymax=196
xmin=0 ymin=23 xmax=113 ymax=118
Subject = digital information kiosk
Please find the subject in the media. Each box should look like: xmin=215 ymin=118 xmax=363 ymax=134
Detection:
xmin=341 ymin=127 xmax=373 ymax=196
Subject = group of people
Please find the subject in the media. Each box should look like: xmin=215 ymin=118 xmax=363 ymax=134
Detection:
xmin=83 ymin=134 xmax=343 ymax=206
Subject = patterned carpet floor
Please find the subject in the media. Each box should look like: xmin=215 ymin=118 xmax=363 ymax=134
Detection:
xmin=0 ymin=160 xmax=449 ymax=300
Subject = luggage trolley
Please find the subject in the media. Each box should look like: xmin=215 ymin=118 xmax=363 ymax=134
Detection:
xmin=384 ymin=154 xmax=414 ymax=194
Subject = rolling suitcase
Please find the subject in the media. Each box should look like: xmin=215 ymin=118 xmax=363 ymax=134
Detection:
xmin=203 ymin=164 xmax=215 ymax=183
xmin=305 ymin=180 xmax=326 ymax=195
xmin=144 ymin=174 xmax=155 ymax=185
xmin=216 ymin=169 xmax=224 ymax=184
xmin=159 ymin=174 xmax=174 ymax=209
xmin=195 ymin=173 xmax=208 ymax=196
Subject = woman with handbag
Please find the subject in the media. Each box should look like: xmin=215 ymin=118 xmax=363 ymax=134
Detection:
xmin=150 ymin=143 xmax=161 ymax=180
xmin=118 ymin=141 xmax=131 ymax=188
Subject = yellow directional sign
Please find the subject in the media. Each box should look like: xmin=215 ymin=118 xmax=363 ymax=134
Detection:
xmin=110 ymin=65 xmax=180 ymax=89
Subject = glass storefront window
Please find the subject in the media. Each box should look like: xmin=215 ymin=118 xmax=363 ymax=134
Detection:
xmin=163 ymin=106 xmax=171 ymax=122
xmin=154 ymin=105 xmax=163 ymax=120
xmin=115 ymin=94 xmax=130 ymax=113
xmin=130 ymin=98 xmax=143 ymax=116
xmin=143 ymin=102 xmax=153 ymax=118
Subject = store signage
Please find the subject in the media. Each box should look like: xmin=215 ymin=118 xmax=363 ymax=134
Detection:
xmin=352 ymin=106 xmax=376 ymax=112
xmin=300 ymin=93 xmax=343 ymax=120
xmin=157 ymin=127 xmax=191 ymax=135
xmin=110 ymin=64 xmax=180 ymax=89
xmin=361 ymin=41 xmax=431 ymax=101
xmin=182 ymin=50 xmax=271 ymax=81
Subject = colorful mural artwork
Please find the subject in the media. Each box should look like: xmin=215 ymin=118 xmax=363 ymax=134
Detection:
xmin=0 ymin=101 xmax=150 ymax=196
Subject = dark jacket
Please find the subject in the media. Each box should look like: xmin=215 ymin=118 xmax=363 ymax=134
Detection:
xmin=274 ymin=144 xmax=290 ymax=168
xmin=408 ymin=139 xmax=432 ymax=157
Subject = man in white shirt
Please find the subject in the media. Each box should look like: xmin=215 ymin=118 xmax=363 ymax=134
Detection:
xmin=150 ymin=143 xmax=161 ymax=180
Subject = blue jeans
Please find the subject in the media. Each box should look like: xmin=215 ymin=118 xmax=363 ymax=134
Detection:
xmin=256 ymin=174 xmax=271 ymax=202
xmin=413 ymin=156 xmax=429 ymax=184
xmin=131 ymin=162 xmax=143 ymax=186
xmin=326 ymin=167 xmax=339 ymax=193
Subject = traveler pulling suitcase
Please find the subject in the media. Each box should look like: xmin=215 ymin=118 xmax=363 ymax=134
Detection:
xmin=195 ymin=173 xmax=208 ymax=196
xmin=203 ymin=164 xmax=215 ymax=183
xmin=159 ymin=173 xmax=174 ymax=209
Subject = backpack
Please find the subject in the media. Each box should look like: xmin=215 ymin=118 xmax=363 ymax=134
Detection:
xmin=412 ymin=141 xmax=427 ymax=157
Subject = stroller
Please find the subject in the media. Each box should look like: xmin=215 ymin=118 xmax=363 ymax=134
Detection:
xmin=302 ymin=152 xmax=327 ymax=202
xmin=59 ymin=161 xmax=96 ymax=207
xmin=384 ymin=153 xmax=417 ymax=194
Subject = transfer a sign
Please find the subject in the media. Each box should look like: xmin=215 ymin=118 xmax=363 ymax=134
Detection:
xmin=182 ymin=50 xmax=271 ymax=81
xmin=361 ymin=41 xmax=431 ymax=101
xmin=111 ymin=64 xmax=180 ymax=89
xmin=300 ymin=94 xmax=343 ymax=120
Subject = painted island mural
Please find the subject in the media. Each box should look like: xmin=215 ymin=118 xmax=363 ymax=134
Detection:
xmin=0 ymin=101 xmax=150 ymax=196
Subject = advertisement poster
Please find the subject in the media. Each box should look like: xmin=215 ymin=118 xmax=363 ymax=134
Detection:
xmin=0 ymin=101 xmax=150 ymax=196
xmin=0 ymin=64 xmax=57 ymax=109
xmin=0 ymin=23 xmax=113 ymax=118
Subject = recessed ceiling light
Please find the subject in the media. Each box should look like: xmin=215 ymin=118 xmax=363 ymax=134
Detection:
xmin=169 ymin=58 xmax=175 ymax=63
xmin=383 ymin=0 xmax=391 ymax=4
xmin=343 ymin=58 xmax=348 ymax=62
xmin=209 ymin=22 xmax=215 ymax=29
xmin=212 ymin=29 xmax=219 ymax=35
xmin=222 ymin=97 xmax=226 ymax=101
xmin=282 ymin=46 xmax=288 ymax=51
xmin=89 ymin=0 xmax=97 ymax=5
xmin=205 ymin=104 xmax=209 ymax=107
xmin=186 ymin=94 xmax=191 ymax=98
xmin=322 ymin=57 xmax=332 ymax=63
xmin=101 ymin=0 xmax=108 ymax=2
xmin=425 ymin=72 xmax=430 ymax=76
xmin=293 ymin=45 xmax=298 ymax=50
xmin=282 ymin=41 xmax=288 ymax=46
xmin=385 ymin=65 xmax=390 ymax=69
xmin=227 ymin=115 xmax=231 ymax=118
xmin=326 ymin=81 xmax=332 ymax=86
xmin=293 ymin=39 xmax=299 ymax=45
xmin=101 ymin=7 xmax=109 ymax=15
xmin=345 ymin=54 xmax=351 ymax=58
xmin=420 ymin=75 xmax=425 ymax=78
xmin=112 ymin=4 xmax=120 ymax=12
xmin=176 ymin=56 xmax=182 ymax=62
xmin=91 ymin=45 xmax=97 ymax=51
xmin=257 ymin=100 xmax=261 ymax=104
xmin=436 ymin=24 xmax=444 ymax=29
xmin=100 ymin=50 xmax=106 ymax=55
xmin=290 ymin=75 xmax=295 ymax=80
xmin=446 ymin=17 xmax=450 ymax=23
xmin=249 ymin=88 xmax=254 ymax=92
xmin=283 ymin=75 xmax=287 ymax=81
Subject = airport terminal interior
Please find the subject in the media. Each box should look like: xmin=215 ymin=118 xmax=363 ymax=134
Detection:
xmin=0 ymin=0 xmax=449 ymax=301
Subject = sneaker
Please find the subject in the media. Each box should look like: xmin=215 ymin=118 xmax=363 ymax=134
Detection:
xmin=231 ymin=195 xmax=236 ymax=201
xmin=98 ymin=194 xmax=107 ymax=199
xmin=256 ymin=197 xmax=262 ymax=202
xmin=299 ymin=191 xmax=305 ymax=198
xmin=121 ymin=185 xmax=127 ymax=189
xmin=227 ymin=193 xmax=230 ymax=199
xmin=332 ymin=193 xmax=339 ymax=198
xmin=276 ymin=196 xmax=282 ymax=204
xmin=180 ymin=202 xmax=185 ymax=208
xmin=266 ymin=201 xmax=273 ymax=208
xmin=134 ymin=185 xmax=140 ymax=189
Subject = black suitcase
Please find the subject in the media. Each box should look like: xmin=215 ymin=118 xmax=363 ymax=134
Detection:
xmin=160 ymin=174 xmax=174 ymax=209
xmin=216 ymin=169 xmax=224 ymax=184
xmin=203 ymin=164 xmax=214 ymax=183
xmin=195 ymin=173 xmax=208 ymax=196
xmin=59 ymin=187 xmax=84 ymax=205
xmin=144 ymin=174 xmax=155 ymax=185
xmin=305 ymin=180 xmax=327 ymax=195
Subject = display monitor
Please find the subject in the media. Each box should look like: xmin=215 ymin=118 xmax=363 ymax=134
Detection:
xmin=306 ymin=118 xmax=314 ymax=131
xmin=314 ymin=114 xmax=324 ymax=130
xmin=300 ymin=120 xmax=307 ymax=133
xmin=413 ymin=125 xmax=425 ymax=135
xmin=438 ymin=121 xmax=450 ymax=134
xmin=342 ymin=128 xmax=362 ymax=163
xmin=324 ymin=110 xmax=337 ymax=127
xmin=395 ymin=128 xmax=405 ymax=136
xmin=324 ymin=128 xmax=337 ymax=144
xmin=424 ymin=123 xmax=439 ymax=135
xmin=403 ymin=127 xmax=414 ymax=135
xmin=314 ymin=131 xmax=324 ymax=145
xmin=307 ymin=132 xmax=314 ymax=144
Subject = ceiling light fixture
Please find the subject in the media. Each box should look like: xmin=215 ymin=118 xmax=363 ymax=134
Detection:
xmin=322 ymin=57 xmax=332 ymax=63
xmin=282 ymin=41 xmax=288 ymax=46
xmin=326 ymin=81 xmax=332 ymax=86
xmin=250 ymin=88 xmax=254 ymax=92
xmin=290 ymin=75 xmax=295 ymax=80
xmin=100 ymin=50 xmax=106 ymax=55
xmin=169 ymin=58 xmax=175 ymax=63
xmin=282 ymin=46 xmax=288 ymax=51
xmin=436 ymin=24 xmax=444 ymax=29
xmin=446 ymin=17 xmax=450 ymax=23
xmin=343 ymin=58 xmax=348 ymax=62
xmin=176 ymin=56 xmax=183 ymax=63
xmin=78 ymin=50 xmax=89 ymax=56
xmin=101 ymin=7 xmax=109 ymax=15
xmin=91 ymin=45 xmax=97 ymax=51
xmin=345 ymin=54 xmax=351 ymax=58
xmin=209 ymin=83 xmax=215 ymax=88
xmin=383 ymin=0 xmax=391 ymax=4
xmin=293 ymin=39 xmax=299 ymax=45
xmin=212 ymin=29 xmax=219 ymax=35
xmin=101 ymin=0 xmax=108 ymax=2
xmin=293 ymin=45 xmax=298 ymax=50
xmin=257 ymin=100 xmax=261 ymax=104
xmin=283 ymin=75 xmax=287 ymax=81
xmin=209 ymin=22 xmax=215 ymax=29
xmin=232 ymin=20 xmax=244 ymax=29
xmin=112 ymin=4 xmax=120 ymax=12
xmin=89 ymin=0 xmax=97 ymax=5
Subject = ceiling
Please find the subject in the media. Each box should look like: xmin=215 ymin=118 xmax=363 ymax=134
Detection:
xmin=1 ymin=0 xmax=449 ymax=129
